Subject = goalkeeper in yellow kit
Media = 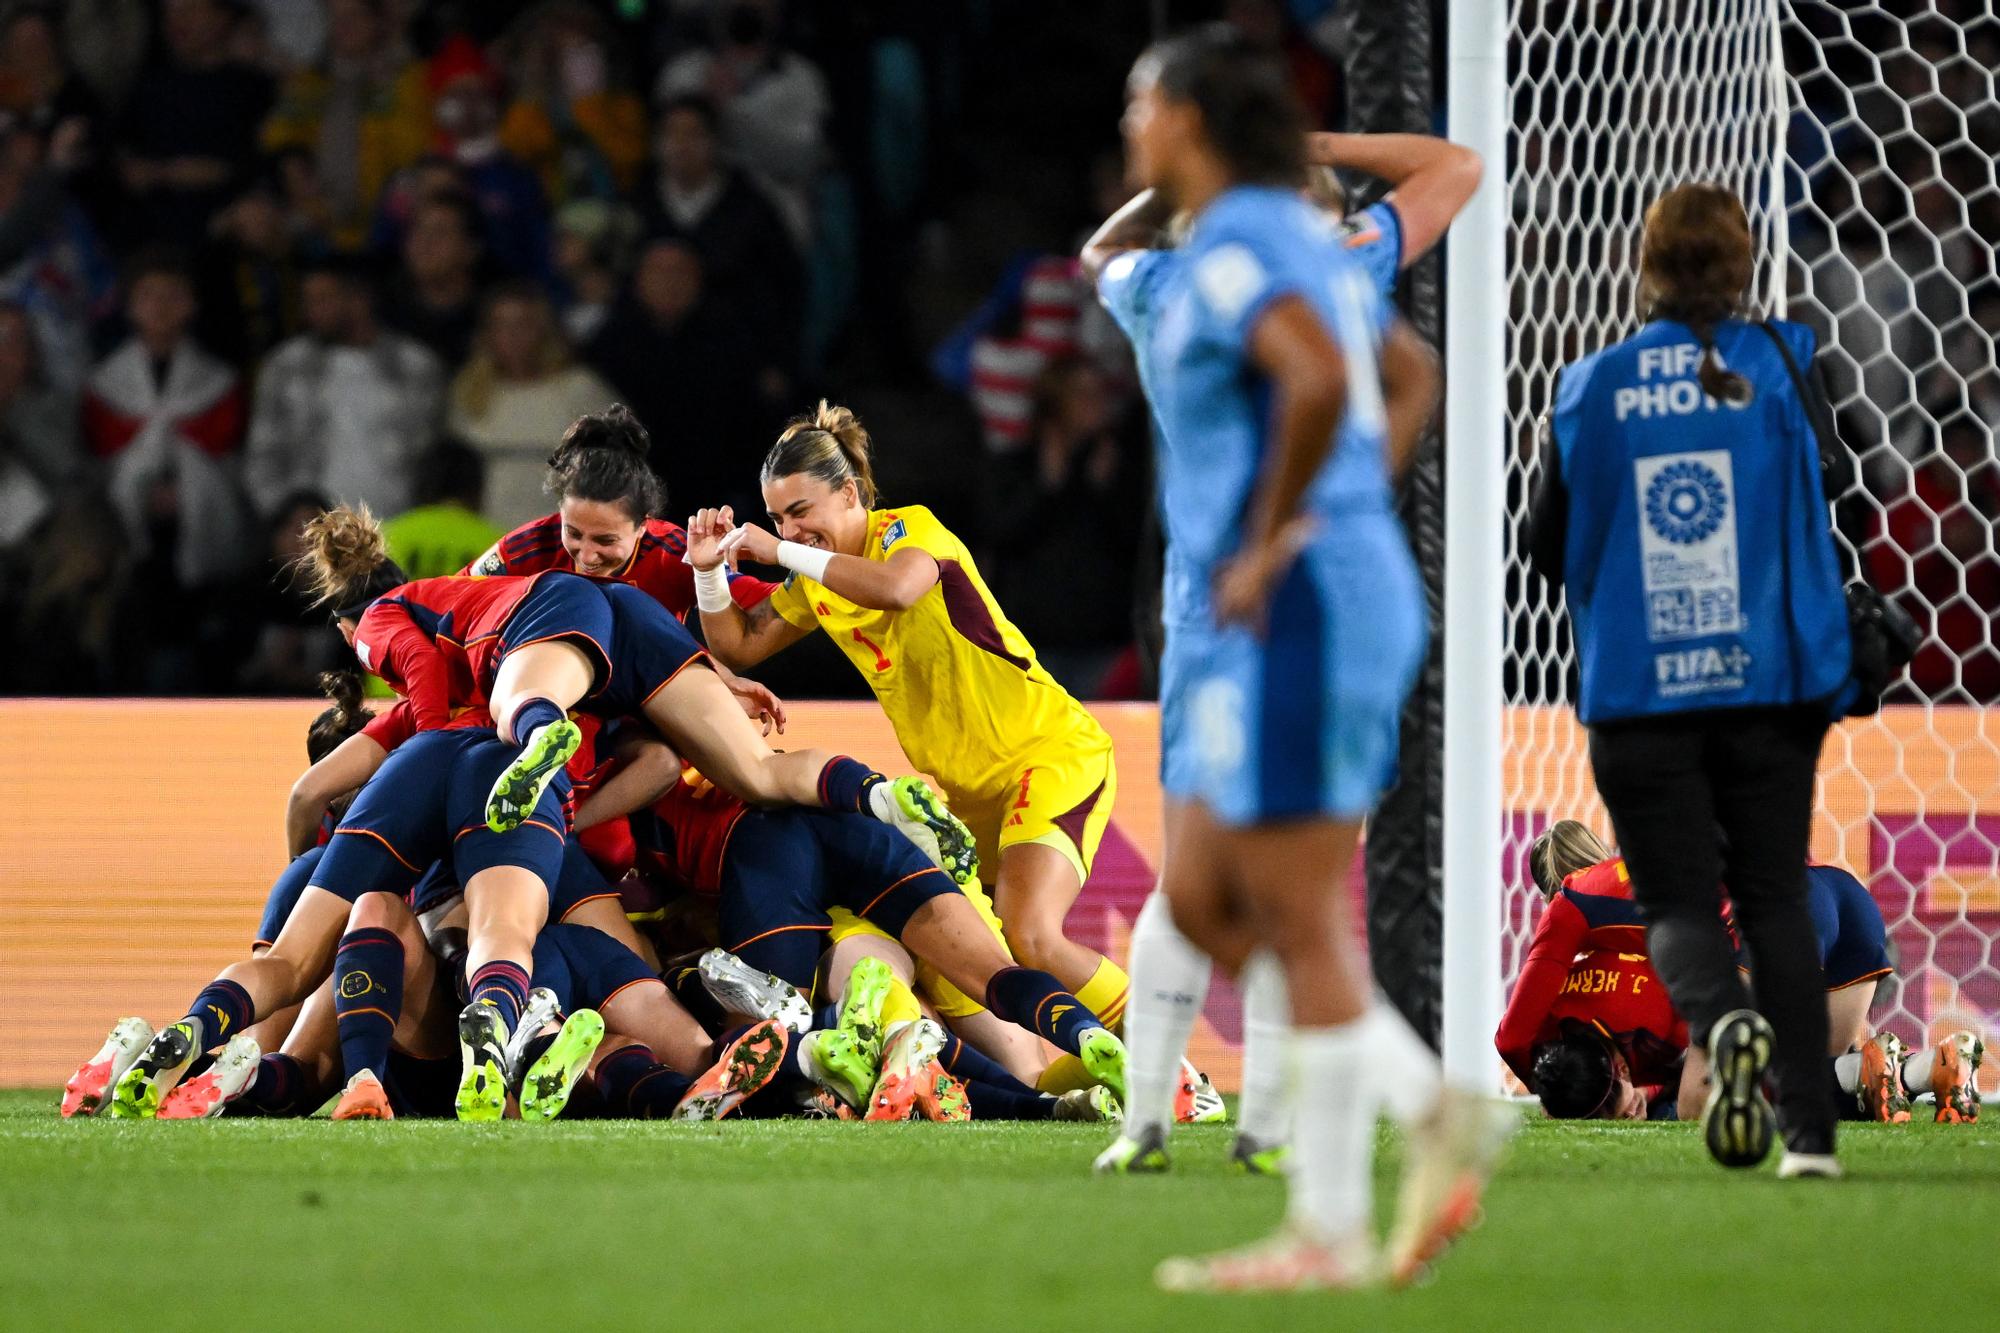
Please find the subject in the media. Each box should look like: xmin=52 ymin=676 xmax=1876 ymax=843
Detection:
xmin=686 ymin=401 xmax=1131 ymax=1034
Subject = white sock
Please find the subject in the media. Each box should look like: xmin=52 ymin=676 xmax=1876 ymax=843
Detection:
xmin=1833 ymin=1050 xmax=1863 ymax=1093
xmin=1287 ymin=1021 xmax=1375 ymax=1240
xmin=1235 ymin=950 xmax=1291 ymax=1145
xmin=1901 ymin=1046 xmax=1936 ymax=1093
xmin=866 ymin=781 xmax=899 ymax=824
xmin=1363 ymin=1000 xmax=1443 ymax=1127
xmin=1123 ymin=891 xmax=1212 ymax=1137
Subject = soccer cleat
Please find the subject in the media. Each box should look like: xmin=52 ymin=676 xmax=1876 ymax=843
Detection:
xmin=881 ymin=776 xmax=980 ymax=885
xmin=698 ymin=949 xmax=814 ymax=1035
xmin=1776 ymin=1152 xmax=1842 ymax=1179
xmin=796 ymin=1087 xmax=858 ymax=1121
xmin=835 ymin=956 xmax=894 ymax=1068
xmin=1155 ymin=1223 xmax=1378 ymax=1294
xmin=486 ymin=717 xmax=582 ymax=833
xmin=1384 ymin=1088 xmax=1519 ymax=1287
xmin=1076 ymin=1026 xmax=1128 ymax=1109
xmin=1856 ymin=1032 xmax=1911 ymax=1123
xmin=866 ymin=1019 xmax=947 ymax=1122
xmin=503 ymin=987 xmax=564 ymax=1083
xmin=1231 ymin=1133 xmax=1289 ymax=1176
xmin=331 ymin=1069 xmax=396 ymax=1121
xmin=519 ymin=1008 xmax=605 ymax=1122
xmin=1052 ymin=1085 xmax=1122 ymax=1123
xmin=61 ymin=1017 xmax=154 ymax=1118
xmin=799 ymin=1030 xmax=876 ymax=1111
xmin=673 ymin=1020 xmax=789 ymax=1120
xmin=914 ymin=1062 xmax=972 ymax=1122
xmin=108 ymin=1021 xmax=200 ymax=1119
xmin=1174 ymin=1062 xmax=1228 ymax=1125
xmin=1094 ymin=1121 xmax=1170 ymax=1174
xmin=1931 ymin=1030 xmax=1984 ymax=1124
xmin=158 ymin=1034 xmax=261 ymax=1120
xmin=455 ymin=999 xmax=512 ymax=1122
xmin=1701 ymin=1009 xmax=1777 ymax=1169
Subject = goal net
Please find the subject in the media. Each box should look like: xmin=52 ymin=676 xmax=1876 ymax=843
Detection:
xmin=1502 ymin=0 xmax=1999 ymax=1094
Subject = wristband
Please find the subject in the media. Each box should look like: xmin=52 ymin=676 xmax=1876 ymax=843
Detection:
xmin=692 ymin=562 xmax=734 ymax=614
xmin=776 ymin=540 xmax=834 ymax=585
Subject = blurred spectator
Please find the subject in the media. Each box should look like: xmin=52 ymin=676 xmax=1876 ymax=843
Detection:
xmin=0 ymin=297 xmax=77 ymax=488
xmin=60 ymin=1 xmax=151 ymax=120
xmin=260 ymin=0 xmax=430 ymax=250
xmin=587 ymin=237 xmax=764 ymax=516
xmin=426 ymin=35 xmax=551 ymax=278
xmin=0 ymin=123 xmax=115 ymax=395
xmin=3 ymin=490 xmax=131 ymax=693
xmin=497 ymin=1 xmax=648 ymax=206
xmin=245 ymin=255 xmax=443 ymax=518
xmin=382 ymin=438 xmax=503 ymax=579
xmin=1867 ymin=407 xmax=2000 ymax=703
xmin=449 ymin=279 xmax=615 ymax=529
xmin=550 ymin=198 xmax=636 ymax=346
xmin=641 ymin=93 xmax=802 ymax=391
xmin=984 ymin=357 xmax=1141 ymax=696
xmin=380 ymin=191 xmax=485 ymax=365
xmin=194 ymin=167 xmax=306 ymax=371
xmin=247 ymin=0 xmax=328 ymax=74
xmin=271 ymin=143 xmax=338 ymax=254
xmin=654 ymin=0 xmax=829 ymax=238
xmin=112 ymin=0 xmax=274 ymax=249
xmin=230 ymin=488 xmax=349 ymax=694
xmin=81 ymin=247 xmax=252 ymax=589
xmin=0 ymin=6 xmax=105 ymax=167
xmin=1223 ymin=0 xmax=1341 ymax=129
xmin=962 ymin=256 xmax=1089 ymax=452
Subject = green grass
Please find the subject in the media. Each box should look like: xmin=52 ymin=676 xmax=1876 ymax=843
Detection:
xmin=5 ymin=1089 xmax=1995 ymax=1331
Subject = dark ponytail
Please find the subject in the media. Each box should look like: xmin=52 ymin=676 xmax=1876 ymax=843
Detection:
xmin=1130 ymin=23 xmax=1306 ymax=190
xmin=1638 ymin=183 xmax=1755 ymax=405
xmin=306 ymin=670 xmax=373 ymax=762
xmin=546 ymin=403 xmax=667 ymax=522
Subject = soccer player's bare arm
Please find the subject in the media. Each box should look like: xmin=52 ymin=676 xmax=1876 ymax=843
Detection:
xmin=1381 ymin=318 xmax=1442 ymax=480
xmin=1305 ymin=131 xmax=1482 ymax=266
xmin=701 ymin=590 xmax=815 ymax=669
xmin=1080 ymin=186 xmax=1176 ymax=281
xmin=284 ymin=730 xmax=387 ymax=858
xmin=573 ymin=737 xmax=680 ymax=832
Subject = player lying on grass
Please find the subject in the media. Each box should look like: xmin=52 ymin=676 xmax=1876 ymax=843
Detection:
xmin=1514 ymin=820 xmax=1984 ymax=1125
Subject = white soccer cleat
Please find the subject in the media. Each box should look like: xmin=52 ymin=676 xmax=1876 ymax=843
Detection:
xmin=1776 ymin=1152 xmax=1843 ymax=1180
xmin=157 ymin=1034 xmax=262 ymax=1120
xmin=504 ymin=987 xmax=564 ymax=1082
xmin=1175 ymin=1061 xmax=1229 ymax=1124
xmin=1156 ymin=1222 xmax=1379 ymax=1294
xmin=1053 ymin=1085 xmax=1123 ymax=1123
xmin=1384 ymin=1088 xmax=1519 ymax=1287
xmin=61 ymin=1017 xmax=154 ymax=1118
xmin=698 ymin=949 xmax=814 ymax=1035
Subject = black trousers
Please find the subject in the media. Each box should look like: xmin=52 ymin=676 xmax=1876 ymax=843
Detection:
xmin=1588 ymin=705 xmax=1836 ymax=1154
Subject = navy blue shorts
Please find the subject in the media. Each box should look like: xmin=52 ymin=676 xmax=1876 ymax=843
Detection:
xmin=497 ymin=572 xmax=615 ymax=697
xmin=1809 ymin=864 xmax=1893 ymax=990
xmin=550 ymin=838 xmax=622 ymax=922
xmin=717 ymin=808 xmax=955 ymax=988
xmin=255 ymin=846 xmax=325 ymax=948
xmin=409 ymin=860 xmax=458 ymax=917
xmin=531 ymin=922 xmax=658 ymax=1015
xmin=312 ymin=730 xmax=569 ymax=906
xmin=590 ymin=582 xmax=709 ymax=719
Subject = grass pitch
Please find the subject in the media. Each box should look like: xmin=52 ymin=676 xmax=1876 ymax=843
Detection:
xmin=5 ymin=1089 xmax=1994 ymax=1331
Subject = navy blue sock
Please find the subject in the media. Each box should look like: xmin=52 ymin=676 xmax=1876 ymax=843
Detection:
xmin=813 ymin=1002 xmax=839 ymax=1031
xmin=817 ymin=755 xmax=885 ymax=814
xmin=469 ymin=960 xmax=531 ymax=1031
xmin=334 ymin=927 xmax=404 ymax=1083
xmin=938 ymin=1030 xmax=1039 ymax=1098
xmin=240 ymin=1053 xmax=310 ymax=1116
xmin=964 ymin=1078 xmax=1055 ymax=1120
xmin=508 ymin=696 xmax=565 ymax=746
xmin=594 ymin=1043 xmax=691 ymax=1118
xmin=184 ymin=979 xmax=255 ymax=1051
xmin=985 ymin=966 xmax=1103 ymax=1056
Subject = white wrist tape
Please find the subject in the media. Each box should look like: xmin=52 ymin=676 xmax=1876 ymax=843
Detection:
xmin=776 ymin=540 xmax=834 ymax=584
xmin=692 ymin=562 xmax=734 ymax=614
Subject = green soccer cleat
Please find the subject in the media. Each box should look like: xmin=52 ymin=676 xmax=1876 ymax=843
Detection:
xmin=519 ymin=1008 xmax=605 ymax=1122
xmin=455 ymin=1000 xmax=512 ymax=1122
xmin=1702 ymin=1009 xmax=1776 ymax=1169
xmin=1076 ymin=1026 xmax=1128 ymax=1110
xmin=1053 ymin=1085 xmax=1122 ymax=1124
xmin=799 ymin=1030 xmax=877 ymax=1112
xmin=882 ymin=776 xmax=980 ymax=885
xmin=835 ymin=956 xmax=894 ymax=1069
xmin=1094 ymin=1122 xmax=1170 ymax=1174
xmin=486 ymin=718 xmax=582 ymax=833
xmin=1231 ymin=1134 xmax=1290 ymax=1176
xmin=108 ymin=1021 xmax=200 ymax=1120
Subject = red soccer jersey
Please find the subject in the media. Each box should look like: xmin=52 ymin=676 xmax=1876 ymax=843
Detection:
xmin=351 ymin=573 xmax=550 ymax=728
xmin=1545 ymin=949 xmax=1689 ymax=1089
xmin=469 ymin=514 xmax=775 ymax=618
xmin=636 ymin=764 xmax=749 ymax=896
xmin=1495 ymin=859 xmax=1650 ymax=1081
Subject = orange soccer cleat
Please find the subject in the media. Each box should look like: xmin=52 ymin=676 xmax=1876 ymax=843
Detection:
xmin=673 ymin=1019 xmax=790 ymax=1121
xmin=1930 ymin=1031 xmax=1984 ymax=1124
xmin=1856 ymin=1033 xmax=1912 ymax=1123
xmin=865 ymin=1019 xmax=946 ymax=1122
xmin=158 ymin=1035 xmax=262 ymax=1120
xmin=61 ymin=1018 xmax=154 ymax=1118
xmin=331 ymin=1070 xmax=396 ymax=1121
xmin=1156 ymin=1224 xmax=1379 ymax=1294
xmin=913 ymin=1062 xmax=972 ymax=1122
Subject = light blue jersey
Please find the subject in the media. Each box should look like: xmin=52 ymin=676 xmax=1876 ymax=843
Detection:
xmin=1096 ymin=185 xmax=1424 ymax=825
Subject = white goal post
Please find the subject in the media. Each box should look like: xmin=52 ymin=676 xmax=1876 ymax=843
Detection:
xmin=1445 ymin=0 xmax=2000 ymax=1092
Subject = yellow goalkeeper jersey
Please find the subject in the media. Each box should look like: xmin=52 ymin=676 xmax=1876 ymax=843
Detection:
xmin=766 ymin=504 xmax=1109 ymax=797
